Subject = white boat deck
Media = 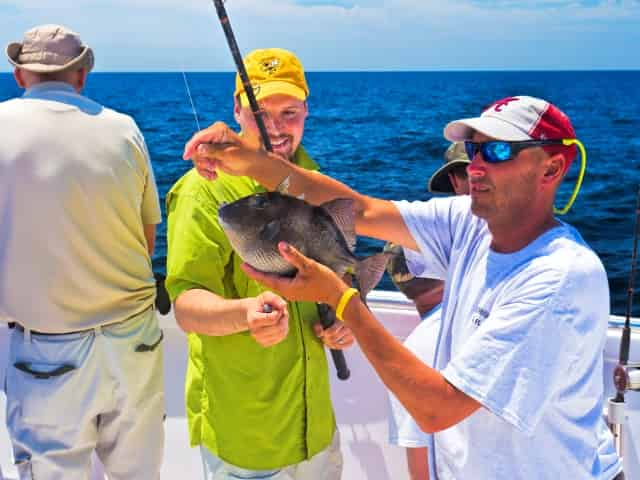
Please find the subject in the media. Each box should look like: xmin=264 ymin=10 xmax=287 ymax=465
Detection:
xmin=1 ymin=291 xmax=640 ymax=479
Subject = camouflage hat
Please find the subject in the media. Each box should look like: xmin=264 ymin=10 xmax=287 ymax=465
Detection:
xmin=427 ymin=142 xmax=470 ymax=194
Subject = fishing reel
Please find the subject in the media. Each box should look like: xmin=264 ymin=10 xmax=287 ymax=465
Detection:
xmin=614 ymin=363 xmax=640 ymax=394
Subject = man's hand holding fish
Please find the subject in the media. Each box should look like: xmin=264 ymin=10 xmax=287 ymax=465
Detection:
xmin=242 ymin=242 xmax=350 ymax=312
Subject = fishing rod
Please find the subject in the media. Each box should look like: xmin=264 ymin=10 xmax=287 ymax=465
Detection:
xmin=211 ymin=0 xmax=272 ymax=153
xmin=609 ymin=184 xmax=640 ymax=457
xmin=210 ymin=0 xmax=350 ymax=380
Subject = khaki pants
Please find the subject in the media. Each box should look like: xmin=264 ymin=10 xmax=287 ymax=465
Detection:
xmin=4 ymin=309 xmax=165 ymax=480
xmin=201 ymin=430 xmax=343 ymax=480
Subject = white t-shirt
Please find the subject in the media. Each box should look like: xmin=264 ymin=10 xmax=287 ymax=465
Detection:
xmin=0 ymin=82 xmax=161 ymax=332
xmin=388 ymin=305 xmax=439 ymax=480
xmin=394 ymin=195 xmax=621 ymax=479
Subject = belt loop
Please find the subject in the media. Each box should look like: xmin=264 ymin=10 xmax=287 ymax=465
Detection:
xmin=23 ymin=327 xmax=32 ymax=344
xmin=93 ymin=325 xmax=103 ymax=336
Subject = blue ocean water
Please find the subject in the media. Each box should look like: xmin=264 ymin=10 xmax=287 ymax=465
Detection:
xmin=2 ymin=71 xmax=639 ymax=315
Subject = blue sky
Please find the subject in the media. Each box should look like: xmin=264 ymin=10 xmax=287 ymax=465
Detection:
xmin=1 ymin=0 xmax=639 ymax=71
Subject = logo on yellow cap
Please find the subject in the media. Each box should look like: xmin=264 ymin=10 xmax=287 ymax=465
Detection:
xmin=260 ymin=58 xmax=281 ymax=76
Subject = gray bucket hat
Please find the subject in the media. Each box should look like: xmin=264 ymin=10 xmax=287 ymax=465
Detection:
xmin=6 ymin=24 xmax=94 ymax=74
xmin=427 ymin=142 xmax=470 ymax=194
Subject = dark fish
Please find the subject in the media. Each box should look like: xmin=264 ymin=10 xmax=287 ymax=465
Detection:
xmin=218 ymin=191 xmax=389 ymax=298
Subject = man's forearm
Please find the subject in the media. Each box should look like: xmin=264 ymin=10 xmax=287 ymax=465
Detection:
xmin=247 ymin=151 xmax=417 ymax=249
xmin=174 ymin=288 xmax=250 ymax=336
xmin=338 ymin=293 xmax=481 ymax=433
xmin=249 ymin=150 xmax=365 ymax=207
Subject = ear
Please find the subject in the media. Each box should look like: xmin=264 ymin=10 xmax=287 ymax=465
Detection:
xmin=13 ymin=68 xmax=27 ymax=88
xmin=233 ymin=96 xmax=242 ymax=125
xmin=74 ymin=68 xmax=87 ymax=92
xmin=541 ymin=153 xmax=566 ymax=186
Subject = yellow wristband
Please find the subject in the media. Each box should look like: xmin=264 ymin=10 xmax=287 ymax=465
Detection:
xmin=335 ymin=288 xmax=359 ymax=322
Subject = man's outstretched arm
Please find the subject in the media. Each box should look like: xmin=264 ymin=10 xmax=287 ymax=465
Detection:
xmin=243 ymin=242 xmax=483 ymax=433
xmin=183 ymin=122 xmax=418 ymax=250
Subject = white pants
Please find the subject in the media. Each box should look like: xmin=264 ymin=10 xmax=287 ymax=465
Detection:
xmin=201 ymin=430 xmax=343 ymax=480
xmin=4 ymin=308 xmax=165 ymax=480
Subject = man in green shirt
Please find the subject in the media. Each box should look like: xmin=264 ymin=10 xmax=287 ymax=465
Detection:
xmin=166 ymin=48 xmax=352 ymax=479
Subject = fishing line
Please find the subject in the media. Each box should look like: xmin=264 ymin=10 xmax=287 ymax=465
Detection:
xmin=614 ymin=185 xmax=640 ymax=400
xmin=182 ymin=70 xmax=201 ymax=131
xmin=608 ymin=184 xmax=640 ymax=458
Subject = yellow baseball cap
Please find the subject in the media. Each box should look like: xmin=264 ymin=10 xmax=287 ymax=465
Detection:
xmin=234 ymin=48 xmax=309 ymax=107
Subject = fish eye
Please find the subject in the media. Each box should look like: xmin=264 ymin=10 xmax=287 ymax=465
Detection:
xmin=252 ymin=196 xmax=267 ymax=209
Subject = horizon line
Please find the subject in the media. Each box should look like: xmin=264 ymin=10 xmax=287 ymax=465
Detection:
xmin=1 ymin=68 xmax=639 ymax=74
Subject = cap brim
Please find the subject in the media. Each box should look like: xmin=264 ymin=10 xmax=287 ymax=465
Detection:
xmin=6 ymin=42 xmax=21 ymax=66
xmin=239 ymin=81 xmax=307 ymax=106
xmin=427 ymin=159 xmax=470 ymax=194
xmin=6 ymin=43 xmax=94 ymax=73
xmin=444 ymin=116 xmax=532 ymax=142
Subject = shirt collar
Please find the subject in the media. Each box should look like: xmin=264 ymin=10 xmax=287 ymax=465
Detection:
xmin=23 ymin=81 xmax=76 ymax=98
xmin=292 ymin=144 xmax=319 ymax=171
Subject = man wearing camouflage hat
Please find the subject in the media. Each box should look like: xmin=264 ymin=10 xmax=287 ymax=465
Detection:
xmin=385 ymin=141 xmax=470 ymax=479
xmin=1 ymin=25 xmax=164 ymax=479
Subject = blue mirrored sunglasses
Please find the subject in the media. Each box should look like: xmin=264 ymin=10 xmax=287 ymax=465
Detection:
xmin=463 ymin=140 xmax=566 ymax=163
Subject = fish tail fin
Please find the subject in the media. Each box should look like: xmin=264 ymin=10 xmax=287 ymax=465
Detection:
xmin=355 ymin=252 xmax=391 ymax=300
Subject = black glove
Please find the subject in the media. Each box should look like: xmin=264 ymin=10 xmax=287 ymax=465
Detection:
xmin=154 ymin=272 xmax=172 ymax=315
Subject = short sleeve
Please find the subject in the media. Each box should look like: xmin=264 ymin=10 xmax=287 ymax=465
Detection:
xmin=165 ymin=187 xmax=231 ymax=301
xmin=402 ymin=247 xmax=428 ymax=278
xmin=394 ymin=196 xmax=473 ymax=281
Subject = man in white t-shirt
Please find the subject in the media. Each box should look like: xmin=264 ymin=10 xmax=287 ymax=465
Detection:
xmin=1 ymin=25 xmax=164 ymax=479
xmin=385 ymin=141 xmax=470 ymax=480
xmin=186 ymin=95 xmax=624 ymax=479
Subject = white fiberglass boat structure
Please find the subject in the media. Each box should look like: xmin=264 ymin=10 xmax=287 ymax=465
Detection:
xmin=1 ymin=290 xmax=639 ymax=479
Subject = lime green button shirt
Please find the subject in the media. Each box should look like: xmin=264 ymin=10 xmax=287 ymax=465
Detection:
xmin=165 ymin=146 xmax=336 ymax=470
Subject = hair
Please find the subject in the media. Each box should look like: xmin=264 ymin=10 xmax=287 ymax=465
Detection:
xmin=542 ymin=144 xmax=578 ymax=170
xmin=449 ymin=164 xmax=468 ymax=179
xmin=29 ymin=68 xmax=82 ymax=83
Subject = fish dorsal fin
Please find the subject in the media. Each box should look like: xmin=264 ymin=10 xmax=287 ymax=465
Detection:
xmin=321 ymin=198 xmax=356 ymax=251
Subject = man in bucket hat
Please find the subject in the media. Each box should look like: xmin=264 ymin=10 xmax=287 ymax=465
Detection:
xmin=427 ymin=141 xmax=471 ymax=195
xmin=0 ymin=25 xmax=164 ymax=479
xmin=185 ymin=94 xmax=624 ymax=479
xmin=165 ymin=48 xmax=348 ymax=479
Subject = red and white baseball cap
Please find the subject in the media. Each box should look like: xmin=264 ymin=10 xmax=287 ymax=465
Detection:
xmin=444 ymin=96 xmax=575 ymax=143
xmin=444 ymin=95 xmax=577 ymax=166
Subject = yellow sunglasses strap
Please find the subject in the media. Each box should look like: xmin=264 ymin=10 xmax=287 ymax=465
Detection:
xmin=554 ymin=139 xmax=587 ymax=215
